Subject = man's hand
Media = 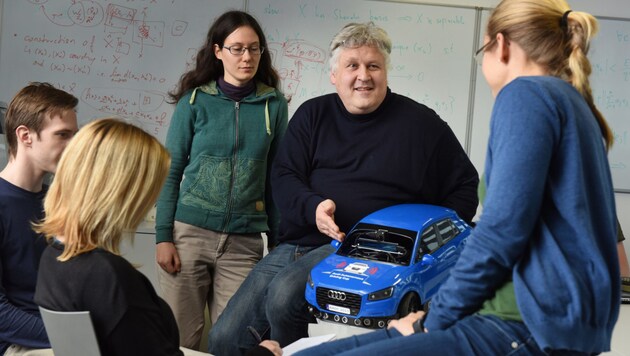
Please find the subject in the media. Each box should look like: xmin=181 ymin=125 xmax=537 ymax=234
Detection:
xmin=387 ymin=311 xmax=425 ymax=336
xmin=156 ymin=242 xmax=181 ymax=274
xmin=316 ymin=199 xmax=346 ymax=242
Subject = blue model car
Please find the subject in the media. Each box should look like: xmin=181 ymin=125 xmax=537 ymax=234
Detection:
xmin=305 ymin=204 xmax=472 ymax=329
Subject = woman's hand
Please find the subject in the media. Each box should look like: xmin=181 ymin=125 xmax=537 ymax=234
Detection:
xmin=156 ymin=242 xmax=181 ymax=274
xmin=259 ymin=340 xmax=282 ymax=356
xmin=387 ymin=311 xmax=426 ymax=336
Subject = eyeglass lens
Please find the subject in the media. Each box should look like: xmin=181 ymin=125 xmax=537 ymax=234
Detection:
xmin=224 ymin=45 xmax=264 ymax=55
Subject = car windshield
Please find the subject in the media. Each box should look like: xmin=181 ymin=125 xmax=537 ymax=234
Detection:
xmin=337 ymin=223 xmax=417 ymax=266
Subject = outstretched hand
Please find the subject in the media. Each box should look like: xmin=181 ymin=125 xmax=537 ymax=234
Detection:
xmin=316 ymin=199 xmax=346 ymax=242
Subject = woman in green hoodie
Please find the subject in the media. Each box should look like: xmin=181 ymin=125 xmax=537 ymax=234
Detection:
xmin=155 ymin=10 xmax=288 ymax=350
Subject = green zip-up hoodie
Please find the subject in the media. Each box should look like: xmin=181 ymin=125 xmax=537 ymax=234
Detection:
xmin=155 ymin=81 xmax=288 ymax=246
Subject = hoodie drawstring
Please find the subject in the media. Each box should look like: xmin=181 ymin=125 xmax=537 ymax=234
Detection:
xmin=265 ymin=98 xmax=271 ymax=135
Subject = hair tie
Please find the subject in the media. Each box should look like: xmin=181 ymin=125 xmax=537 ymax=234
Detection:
xmin=561 ymin=10 xmax=572 ymax=28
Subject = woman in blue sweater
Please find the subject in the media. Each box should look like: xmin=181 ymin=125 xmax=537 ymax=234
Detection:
xmin=296 ymin=0 xmax=619 ymax=354
xmin=154 ymin=10 xmax=288 ymax=350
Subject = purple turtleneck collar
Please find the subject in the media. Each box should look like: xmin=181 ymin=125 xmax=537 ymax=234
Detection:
xmin=218 ymin=76 xmax=255 ymax=102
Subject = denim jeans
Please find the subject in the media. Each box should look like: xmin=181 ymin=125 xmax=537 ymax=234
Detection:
xmin=206 ymin=242 xmax=335 ymax=356
xmin=294 ymin=314 xmax=548 ymax=356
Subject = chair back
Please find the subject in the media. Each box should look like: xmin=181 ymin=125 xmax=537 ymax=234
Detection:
xmin=39 ymin=306 xmax=101 ymax=356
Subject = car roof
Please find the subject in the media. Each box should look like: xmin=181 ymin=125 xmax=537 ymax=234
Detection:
xmin=356 ymin=204 xmax=456 ymax=232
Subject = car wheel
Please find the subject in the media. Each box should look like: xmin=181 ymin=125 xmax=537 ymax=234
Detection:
xmin=397 ymin=293 xmax=421 ymax=318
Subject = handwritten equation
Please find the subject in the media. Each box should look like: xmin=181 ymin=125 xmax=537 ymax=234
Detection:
xmin=1 ymin=0 xmax=242 ymax=142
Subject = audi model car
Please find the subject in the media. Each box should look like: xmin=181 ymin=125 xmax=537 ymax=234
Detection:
xmin=305 ymin=204 xmax=472 ymax=329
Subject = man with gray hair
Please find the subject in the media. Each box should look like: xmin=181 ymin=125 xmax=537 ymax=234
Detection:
xmin=207 ymin=22 xmax=478 ymax=356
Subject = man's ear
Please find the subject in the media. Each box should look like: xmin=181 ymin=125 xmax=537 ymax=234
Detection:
xmin=15 ymin=125 xmax=33 ymax=147
xmin=330 ymin=71 xmax=337 ymax=85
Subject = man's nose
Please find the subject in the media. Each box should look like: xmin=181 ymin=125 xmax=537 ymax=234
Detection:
xmin=357 ymin=66 xmax=371 ymax=81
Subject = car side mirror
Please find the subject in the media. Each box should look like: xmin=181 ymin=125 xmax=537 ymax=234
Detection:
xmin=420 ymin=254 xmax=436 ymax=266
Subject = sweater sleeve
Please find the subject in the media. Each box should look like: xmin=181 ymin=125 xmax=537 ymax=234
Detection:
xmin=264 ymin=93 xmax=289 ymax=247
xmin=0 ymin=266 xmax=49 ymax=349
xmin=155 ymin=98 xmax=195 ymax=244
xmin=424 ymin=80 xmax=558 ymax=331
xmin=271 ymin=102 xmax=325 ymax=229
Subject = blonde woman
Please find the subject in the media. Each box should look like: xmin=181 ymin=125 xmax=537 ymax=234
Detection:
xmin=32 ymin=119 xmax=280 ymax=356
xmin=31 ymin=118 xmax=183 ymax=355
xmin=297 ymin=0 xmax=618 ymax=355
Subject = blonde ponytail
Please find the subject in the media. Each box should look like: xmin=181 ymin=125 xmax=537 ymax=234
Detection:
xmin=486 ymin=0 xmax=613 ymax=150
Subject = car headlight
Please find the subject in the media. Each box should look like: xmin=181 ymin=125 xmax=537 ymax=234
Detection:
xmin=307 ymin=273 xmax=314 ymax=288
xmin=368 ymin=286 xmax=394 ymax=301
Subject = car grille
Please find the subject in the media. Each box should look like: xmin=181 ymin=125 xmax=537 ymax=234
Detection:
xmin=316 ymin=287 xmax=362 ymax=316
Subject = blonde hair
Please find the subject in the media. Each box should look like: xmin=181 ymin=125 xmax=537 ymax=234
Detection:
xmin=486 ymin=0 xmax=613 ymax=150
xmin=329 ymin=21 xmax=392 ymax=73
xmin=35 ymin=118 xmax=170 ymax=261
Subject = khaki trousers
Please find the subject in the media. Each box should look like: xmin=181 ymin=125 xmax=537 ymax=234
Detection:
xmin=157 ymin=221 xmax=264 ymax=350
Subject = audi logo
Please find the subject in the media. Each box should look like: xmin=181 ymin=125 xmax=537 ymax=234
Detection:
xmin=328 ymin=290 xmax=347 ymax=301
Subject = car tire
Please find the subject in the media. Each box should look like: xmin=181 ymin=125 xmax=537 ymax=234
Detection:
xmin=397 ymin=292 xmax=421 ymax=318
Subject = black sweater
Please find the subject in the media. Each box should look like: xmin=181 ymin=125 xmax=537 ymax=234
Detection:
xmin=35 ymin=246 xmax=183 ymax=356
xmin=271 ymin=89 xmax=479 ymax=246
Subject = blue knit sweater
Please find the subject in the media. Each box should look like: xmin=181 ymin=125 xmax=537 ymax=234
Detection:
xmin=424 ymin=76 xmax=619 ymax=353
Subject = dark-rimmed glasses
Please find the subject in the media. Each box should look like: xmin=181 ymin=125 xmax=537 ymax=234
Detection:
xmin=223 ymin=45 xmax=265 ymax=56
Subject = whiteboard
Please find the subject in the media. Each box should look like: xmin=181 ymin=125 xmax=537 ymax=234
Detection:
xmin=589 ymin=17 xmax=630 ymax=192
xmin=247 ymin=0 xmax=478 ymax=146
xmin=0 ymin=0 xmax=244 ymax=143
xmin=469 ymin=9 xmax=493 ymax=175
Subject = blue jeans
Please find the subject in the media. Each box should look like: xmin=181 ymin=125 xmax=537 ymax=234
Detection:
xmin=207 ymin=243 xmax=335 ymax=356
xmin=295 ymin=314 xmax=548 ymax=356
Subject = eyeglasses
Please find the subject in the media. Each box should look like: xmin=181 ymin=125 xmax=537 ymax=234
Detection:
xmin=474 ymin=39 xmax=496 ymax=65
xmin=223 ymin=45 xmax=265 ymax=56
